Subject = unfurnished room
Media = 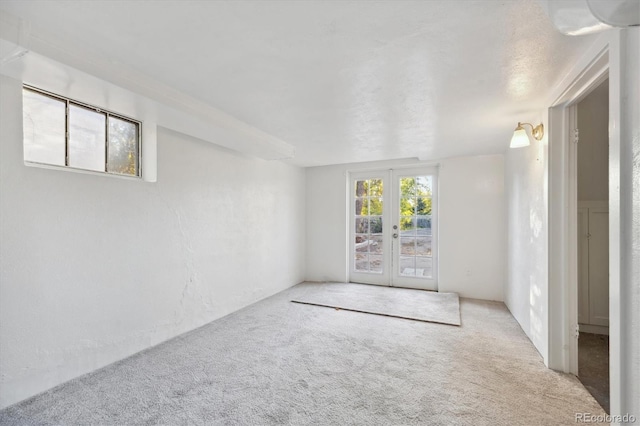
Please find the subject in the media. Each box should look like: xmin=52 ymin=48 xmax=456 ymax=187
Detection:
xmin=0 ymin=1 xmax=639 ymax=425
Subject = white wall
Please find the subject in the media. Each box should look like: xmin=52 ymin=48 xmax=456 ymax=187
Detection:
xmin=0 ymin=75 xmax=306 ymax=408
xmin=504 ymin=131 xmax=548 ymax=361
xmin=306 ymin=155 xmax=506 ymax=301
xmin=577 ymin=80 xmax=609 ymax=202
xmin=438 ymin=155 xmax=505 ymax=301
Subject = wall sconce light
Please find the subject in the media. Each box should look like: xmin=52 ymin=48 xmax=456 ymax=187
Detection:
xmin=510 ymin=122 xmax=544 ymax=148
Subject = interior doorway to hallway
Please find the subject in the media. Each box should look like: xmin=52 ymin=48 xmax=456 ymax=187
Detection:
xmin=575 ymin=78 xmax=610 ymax=413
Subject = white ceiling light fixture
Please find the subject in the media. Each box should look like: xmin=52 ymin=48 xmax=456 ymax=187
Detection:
xmin=541 ymin=0 xmax=639 ymax=36
xmin=510 ymin=122 xmax=544 ymax=149
xmin=587 ymin=0 xmax=640 ymax=27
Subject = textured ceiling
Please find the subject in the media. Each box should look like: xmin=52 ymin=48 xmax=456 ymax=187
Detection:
xmin=0 ymin=0 xmax=597 ymax=167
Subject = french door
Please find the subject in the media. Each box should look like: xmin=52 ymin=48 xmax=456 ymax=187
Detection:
xmin=349 ymin=167 xmax=438 ymax=290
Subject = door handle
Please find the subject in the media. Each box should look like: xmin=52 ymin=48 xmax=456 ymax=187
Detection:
xmin=393 ymin=233 xmax=398 ymax=238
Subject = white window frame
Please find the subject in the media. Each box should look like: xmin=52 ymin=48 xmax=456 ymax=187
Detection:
xmin=22 ymin=85 xmax=143 ymax=179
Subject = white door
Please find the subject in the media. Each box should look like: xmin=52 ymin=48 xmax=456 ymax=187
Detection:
xmin=349 ymin=168 xmax=438 ymax=290
xmin=391 ymin=168 xmax=438 ymax=290
xmin=349 ymin=171 xmax=390 ymax=286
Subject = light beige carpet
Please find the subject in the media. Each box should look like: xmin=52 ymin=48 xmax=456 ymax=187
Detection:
xmin=291 ymin=282 xmax=461 ymax=326
xmin=0 ymin=282 xmax=607 ymax=425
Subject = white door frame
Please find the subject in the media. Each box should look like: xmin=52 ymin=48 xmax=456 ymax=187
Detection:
xmin=547 ymin=32 xmax=622 ymax=415
xmin=548 ymin=45 xmax=608 ymax=374
xmin=347 ymin=166 xmax=439 ymax=290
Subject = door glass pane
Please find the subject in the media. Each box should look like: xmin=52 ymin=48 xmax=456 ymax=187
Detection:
xmin=369 ymin=179 xmax=383 ymax=196
xmin=398 ymin=175 xmax=434 ymax=279
xmin=416 ymin=257 xmax=433 ymax=278
xmin=416 ymin=198 xmax=431 ymax=215
xmin=369 ymin=255 xmax=383 ymax=272
xmin=355 ymin=235 xmax=369 ymax=252
xmin=400 ymin=217 xmax=416 ymax=235
xmin=69 ymin=104 xmax=106 ymax=171
xmin=353 ymin=178 xmax=383 ymax=274
xmin=23 ymin=89 xmax=66 ymax=166
xmin=355 ymin=254 xmax=368 ymax=271
xmin=416 ymin=176 xmax=431 ymax=194
xmin=400 ymin=197 xmax=415 ymax=215
xmin=369 ymin=216 xmax=383 ymax=234
xmin=401 ymin=237 xmax=416 ymax=255
xmin=355 ymin=180 xmax=368 ymax=197
xmin=355 ymin=218 xmax=369 ymax=234
xmin=400 ymin=256 xmax=416 ymax=276
xmin=417 ymin=215 xmax=431 ymax=235
xmin=108 ymin=116 xmax=139 ymax=176
xmin=369 ymin=235 xmax=384 ymax=254
xmin=416 ymin=237 xmax=432 ymax=256
xmin=369 ymin=198 xmax=383 ymax=215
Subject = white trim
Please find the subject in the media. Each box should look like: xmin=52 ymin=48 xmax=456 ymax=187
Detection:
xmin=343 ymin=161 xmax=440 ymax=175
xmin=24 ymin=162 xmax=142 ymax=181
xmin=605 ymin=30 xmax=622 ymax=419
xmin=547 ymin=30 xmax=624 ymax=419
xmin=548 ymin=39 xmax=611 ymax=371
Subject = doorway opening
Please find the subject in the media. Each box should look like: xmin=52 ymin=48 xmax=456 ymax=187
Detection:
xmin=349 ymin=167 xmax=438 ymax=291
xmin=575 ymin=78 xmax=610 ymax=413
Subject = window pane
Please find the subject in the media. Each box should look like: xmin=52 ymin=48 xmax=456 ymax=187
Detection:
xmin=416 ymin=237 xmax=432 ymax=256
xmin=69 ymin=105 xmax=106 ymax=171
xmin=355 ymin=198 xmax=367 ymax=215
xmin=416 ymin=197 xmax=431 ymax=215
xmin=368 ymin=179 xmax=383 ymax=196
xmin=369 ymin=255 xmax=383 ymax=273
xmin=400 ymin=197 xmax=415 ymax=216
xmin=400 ymin=256 xmax=416 ymax=276
xmin=23 ymin=89 xmax=66 ymax=166
xmin=355 ymin=254 xmax=368 ymax=271
xmin=355 ymin=235 xmax=369 ymax=253
xmin=369 ymin=216 xmax=383 ymax=234
xmin=355 ymin=180 xmax=368 ymax=197
xmin=417 ymin=215 xmax=431 ymax=235
xmin=369 ymin=197 xmax=383 ymax=215
xmin=416 ymin=176 xmax=431 ymax=196
xmin=369 ymin=235 xmax=383 ymax=254
xmin=400 ymin=177 xmax=417 ymax=197
xmin=355 ymin=218 xmax=369 ymax=234
xmin=416 ymin=257 xmax=433 ymax=278
xmin=108 ymin=116 xmax=138 ymax=176
xmin=400 ymin=217 xmax=416 ymax=235
xmin=401 ymin=237 xmax=416 ymax=255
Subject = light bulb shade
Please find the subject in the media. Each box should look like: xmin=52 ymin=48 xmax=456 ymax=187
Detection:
xmin=510 ymin=128 xmax=530 ymax=148
xmin=587 ymin=0 xmax=640 ymax=28
xmin=543 ymin=0 xmax=612 ymax=35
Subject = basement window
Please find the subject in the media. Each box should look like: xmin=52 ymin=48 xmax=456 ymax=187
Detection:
xmin=22 ymin=85 xmax=141 ymax=177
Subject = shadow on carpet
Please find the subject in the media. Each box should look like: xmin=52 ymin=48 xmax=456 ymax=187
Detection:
xmin=291 ymin=282 xmax=460 ymax=326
